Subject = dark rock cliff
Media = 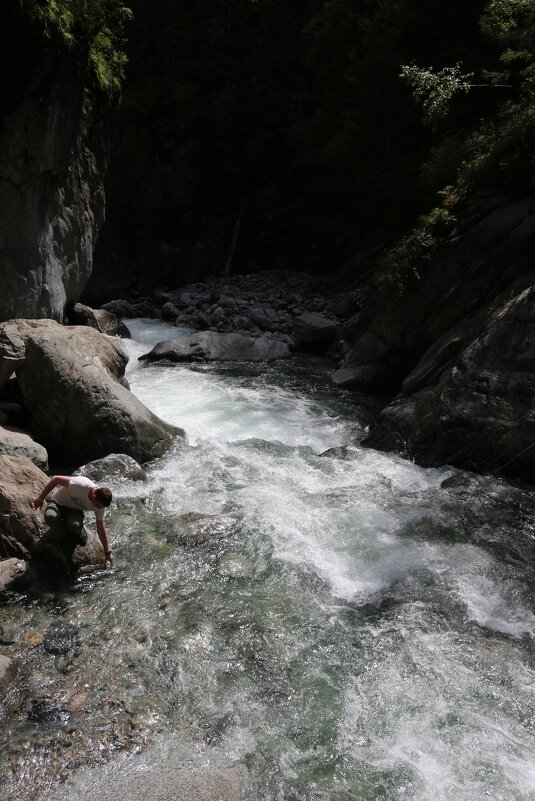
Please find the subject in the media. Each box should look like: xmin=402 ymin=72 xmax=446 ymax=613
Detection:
xmin=0 ymin=4 xmax=112 ymax=322
xmin=345 ymin=192 xmax=535 ymax=483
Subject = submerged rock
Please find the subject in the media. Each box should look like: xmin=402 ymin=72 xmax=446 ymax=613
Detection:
xmin=139 ymin=331 xmax=290 ymax=363
xmin=43 ymin=623 xmax=81 ymax=656
xmin=73 ymin=454 xmax=148 ymax=483
xmin=67 ymin=764 xmax=246 ymax=801
xmin=165 ymin=512 xmax=226 ymax=545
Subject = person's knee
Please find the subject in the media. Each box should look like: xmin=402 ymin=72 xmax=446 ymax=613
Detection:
xmin=66 ymin=518 xmax=83 ymax=535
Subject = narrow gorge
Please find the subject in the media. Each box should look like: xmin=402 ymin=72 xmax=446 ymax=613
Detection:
xmin=0 ymin=3 xmax=534 ymax=801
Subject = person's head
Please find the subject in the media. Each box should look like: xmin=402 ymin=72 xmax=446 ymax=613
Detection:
xmin=91 ymin=487 xmax=112 ymax=509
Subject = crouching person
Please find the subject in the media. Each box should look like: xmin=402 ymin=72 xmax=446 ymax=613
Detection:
xmin=34 ymin=475 xmax=114 ymax=565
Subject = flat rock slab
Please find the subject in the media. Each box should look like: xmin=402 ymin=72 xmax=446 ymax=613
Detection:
xmin=139 ymin=331 xmax=290 ymax=363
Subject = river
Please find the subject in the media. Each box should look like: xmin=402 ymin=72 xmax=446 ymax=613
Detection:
xmin=1 ymin=318 xmax=534 ymax=801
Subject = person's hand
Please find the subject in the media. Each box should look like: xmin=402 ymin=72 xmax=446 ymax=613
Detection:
xmin=33 ymin=496 xmax=43 ymax=510
xmin=105 ymin=550 xmax=115 ymax=566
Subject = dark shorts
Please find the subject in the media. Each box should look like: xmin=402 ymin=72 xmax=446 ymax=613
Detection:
xmin=44 ymin=501 xmax=87 ymax=544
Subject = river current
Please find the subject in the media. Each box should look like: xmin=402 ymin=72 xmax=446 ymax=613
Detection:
xmin=1 ymin=318 xmax=534 ymax=801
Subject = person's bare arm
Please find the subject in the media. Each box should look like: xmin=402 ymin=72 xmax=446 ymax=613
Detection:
xmin=97 ymin=519 xmax=114 ymax=565
xmin=33 ymin=476 xmax=70 ymax=509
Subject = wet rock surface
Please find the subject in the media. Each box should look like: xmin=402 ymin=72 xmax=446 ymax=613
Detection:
xmin=73 ymin=454 xmax=148 ymax=483
xmin=139 ymin=331 xmax=290 ymax=364
xmin=43 ymin=623 xmax=81 ymax=656
xmin=0 ymin=558 xmax=29 ymax=596
xmin=165 ymin=512 xmax=227 ymax=545
xmin=67 ymin=304 xmax=131 ymax=339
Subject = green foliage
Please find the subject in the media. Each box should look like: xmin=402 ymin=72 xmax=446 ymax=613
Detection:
xmin=375 ymin=206 xmax=455 ymax=292
xmin=400 ymin=63 xmax=473 ymax=125
xmin=20 ymin=0 xmax=132 ymax=95
xmin=379 ymin=0 xmax=535 ymax=292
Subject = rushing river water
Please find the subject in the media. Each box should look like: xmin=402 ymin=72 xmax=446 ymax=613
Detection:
xmin=1 ymin=318 xmax=535 ymax=801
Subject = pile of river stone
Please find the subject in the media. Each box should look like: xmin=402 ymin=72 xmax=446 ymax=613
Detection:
xmin=101 ymin=271 xmax=358 ymax=353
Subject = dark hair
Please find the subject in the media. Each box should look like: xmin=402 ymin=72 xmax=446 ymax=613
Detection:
xmin=95 ymin=487 xmax=112 ymax=507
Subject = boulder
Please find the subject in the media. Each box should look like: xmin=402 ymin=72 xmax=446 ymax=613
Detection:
xmin=73 ymin=453 xmax=147 ymax=483
xmin=139 ymin=331 xmax=290 ymax=363
xmin=0 ymin=322 xmax=25 ymax=389
xmin=0 ymin=402 xmax=26 ymax=426
xmin=16 ymin=319 xmax=129 ymax=383
xmin=101 ymin=299 xmax=160 ymax=318
xmin=293 ymin=312 xmax=339 ymax=347
xmin=16 ymin=322 xmax=187 ymax=465
xmin=68 ymin=303 xmax=131 ymax=338
xmin=330 ymin=364 xmax=398 ymax=392
xmin=0 ymin=557 xmax=29 ymax=594
xmin=34 ymin=523 xmax=107 ymax=574
xmin=364 ymin=284 xmax=535 ymax=482
xmin=160 ymin=301 xmax=180 ymax=322
xmin=0 ymin=425 xmax=48 ymax=470
xmin=0 ymin=455 xmax=47 ymax=559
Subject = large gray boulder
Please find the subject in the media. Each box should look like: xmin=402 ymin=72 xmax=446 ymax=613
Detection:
xmin=16 ymin=319 xmax=129 ymax=382
xmin=15 ymin=321 xmax=187 ymax=466
xmin=294 ymin=312 xmax=339 ymax=346
xmin=0 ymin=425 xmax=48 ymax=470
xmin=139 ymin=331 xmax=290 ymax=363
xmin=364 ymin=284 xmax=535 ymax=481
xmin=0 ymin=455 xmax=47 ymax=559
xmin=67 ymin=303 xmax=131 ymax=338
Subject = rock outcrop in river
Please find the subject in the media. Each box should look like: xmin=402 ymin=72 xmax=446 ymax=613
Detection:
xmin=8 ymin=320 xmax=187 ymax=466
xmin=346 ymin=192 xmax=535 ymax=483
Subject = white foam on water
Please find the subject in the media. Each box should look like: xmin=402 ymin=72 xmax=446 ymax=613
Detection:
xmin=77 ymin=318 xmax=535 ymax=801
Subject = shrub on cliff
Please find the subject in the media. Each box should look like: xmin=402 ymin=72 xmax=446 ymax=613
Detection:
xmin=20 ymin=0 xmax=132 ymax=95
